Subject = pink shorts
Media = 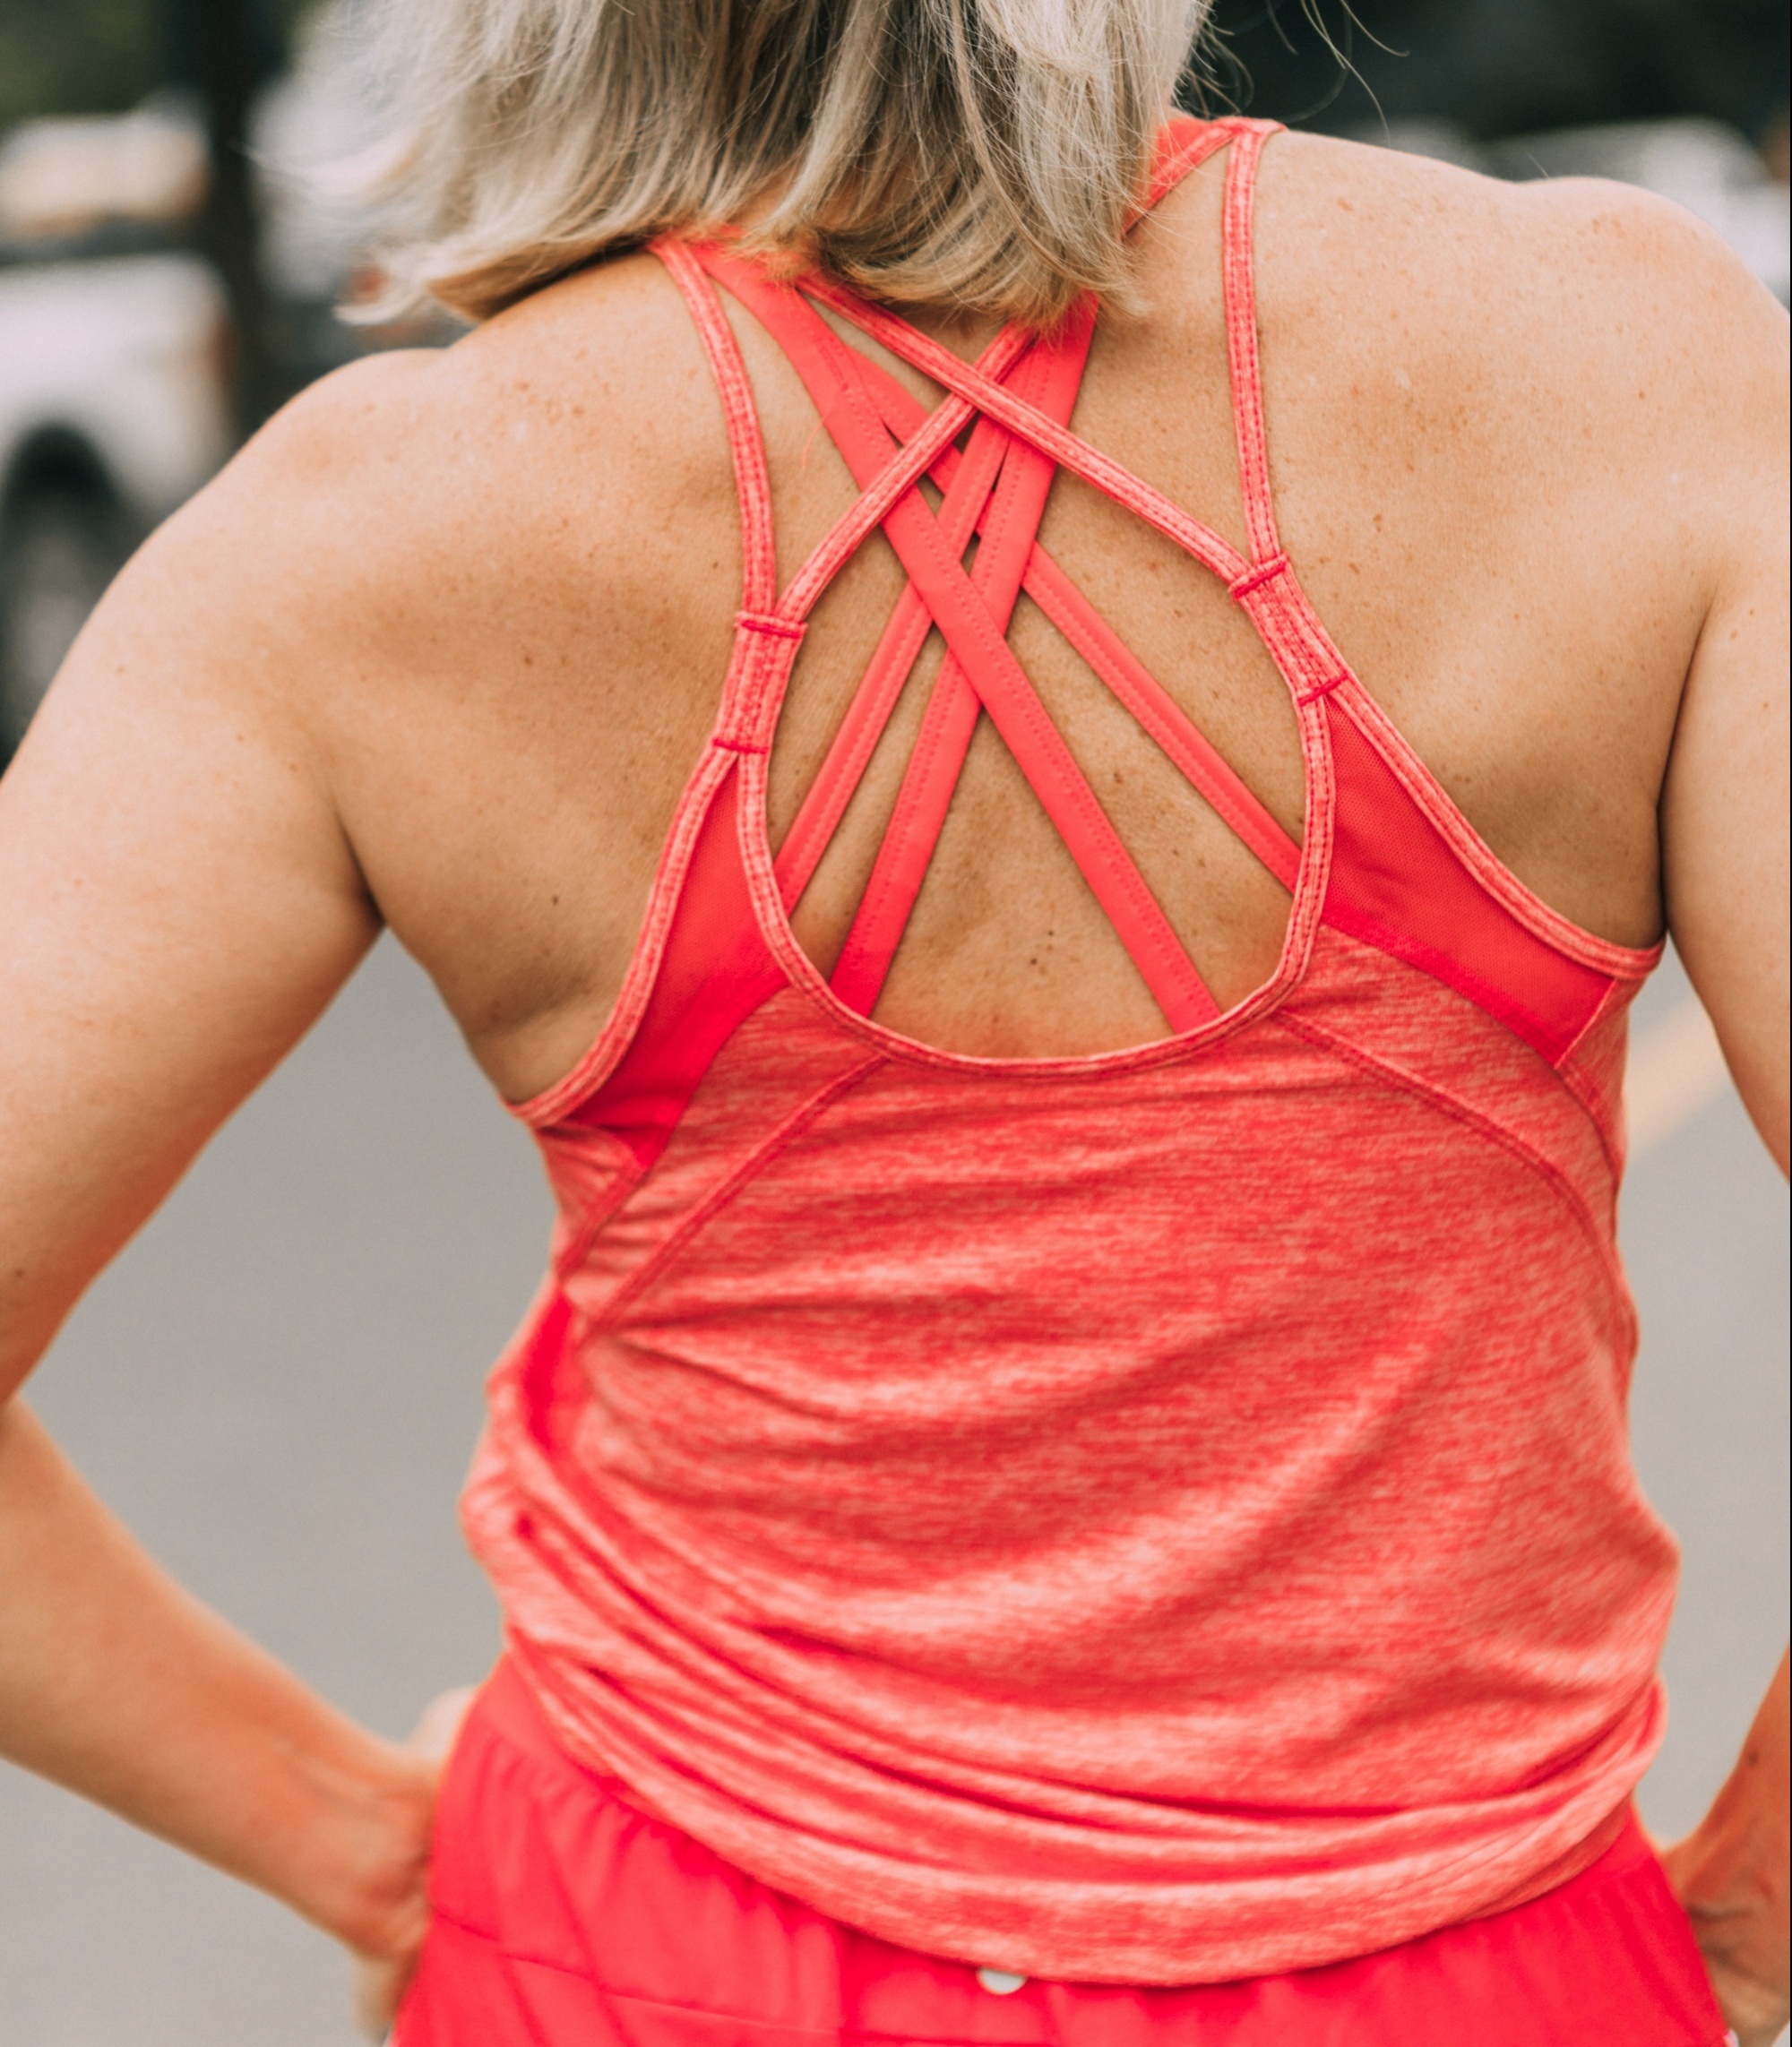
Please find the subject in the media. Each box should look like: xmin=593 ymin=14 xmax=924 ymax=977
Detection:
xmin=395 ymin=1659 xmax=1728 ymax=2046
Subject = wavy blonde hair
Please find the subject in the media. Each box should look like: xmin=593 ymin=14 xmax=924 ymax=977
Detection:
xmin=352 ymin=0 xmax=1214 ymax=329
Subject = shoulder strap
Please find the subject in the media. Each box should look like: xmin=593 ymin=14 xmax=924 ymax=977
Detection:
xmin=655 ymin=240 xmax=779 ymax=615
xmin=1220 ymin=122 xmax=1283 ymax=568
xmin=1144 ymin=113 xmax=1250 ymax=211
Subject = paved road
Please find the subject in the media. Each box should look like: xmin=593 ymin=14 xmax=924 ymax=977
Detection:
xmin=1 ymin=936 xmax=1785 ymax=2045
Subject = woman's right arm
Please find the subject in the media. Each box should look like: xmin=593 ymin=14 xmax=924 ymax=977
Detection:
xmin=0 ymin=356 xmax=446 ymax=2008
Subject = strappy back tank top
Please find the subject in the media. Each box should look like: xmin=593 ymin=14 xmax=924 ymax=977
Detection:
xmin=462 ymin=120 xmax=1676 ymax=1984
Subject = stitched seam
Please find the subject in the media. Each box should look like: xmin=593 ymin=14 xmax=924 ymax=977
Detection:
xmin=1142 ymin=114 xmax=1252 ymax=211
xmin=1322 ymin=893 xmax=1575 ymax=1065
xmin=1271 ymin=1009 xmax=1633 ymax=1348
xmin=1555 ymin=978 xmax=1633 ymax=1186
xmin=549 ymin=1153 xmax=647 ymax=1279
xmin=1559 ymin=963 xmax=1631 ymax=1071
xmin=715 ymin=621 xmax=806 ymax=753
xmin=1240 ymin=576 xmax=1346 ymax=704
xmin=655 ymin=243 xmax=778 ymax=611
xmin=1222 ymin=125 xmax=1282 ymax=564
xmin=591 ymin=1054 xmax=884 ymax=1327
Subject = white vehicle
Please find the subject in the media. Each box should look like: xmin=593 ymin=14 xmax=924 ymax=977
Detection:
xmin=0 ymin=30 xmax=384 ymax=758
xmin=0 ymin=247 xmax=231 ymax=752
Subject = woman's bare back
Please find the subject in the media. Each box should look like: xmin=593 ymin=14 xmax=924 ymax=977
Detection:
xmin=0 ymin=132 xmax=1782 ymax=1370
xmin=194 ymin=141 xmax=1770 ymax=1079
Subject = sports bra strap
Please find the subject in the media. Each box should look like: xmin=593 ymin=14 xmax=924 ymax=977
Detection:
xmin=650 ymin=115 xmax=1297 ymax=1037
xmin=655 ymin=241 xmax=780 ymax=615
xmin=771 ymin=409 xmax=1018 ymax=908
xmin=1144 ymin=113 xmax=1251 ymax=211
xmin=1221 ymin=123 xmax=1283 ymax=567
xmin=800 ymin=273 xmax=1254 ymax=588
xmin=828 ymin=331 xmax=1097 ymax=1012
xmin=699 ymin=251 xmax=1220 ymax=1029
xmin=833 ymin=346 xmax=1304 ymax=896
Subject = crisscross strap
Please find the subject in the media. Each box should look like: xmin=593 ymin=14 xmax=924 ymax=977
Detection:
xmin=838 ymin=347 xmax=1303 ymax=894
xmin=651 ymin=115 xmax=1307 ymax=1034
xmin=825 ymin=328 xmax=1096 ymax=1012
xmin=697 ymin=248 xmax=1221 ymax=1028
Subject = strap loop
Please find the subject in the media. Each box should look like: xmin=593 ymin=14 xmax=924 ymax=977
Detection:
xmin=1228 ymin=553 xmax=1290 ymax=603
xmin=735 ymin=611 xmax=805 ymax=641
xmin=714 ymin=613 xmax=806 ymax=754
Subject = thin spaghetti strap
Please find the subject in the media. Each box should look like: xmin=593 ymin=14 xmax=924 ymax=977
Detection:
xmin=1142 ymin=114 xmax=1245 ymax=211
xmin=656 ymin=243 xmax=780 ymax=615
xmin=774 ymin=412 xmax=1018 ymax=908
xmin=1220 ymin=123 xmax=1283 ymax=568
xmin=799 ymin=274 xmax=1252 ymax=588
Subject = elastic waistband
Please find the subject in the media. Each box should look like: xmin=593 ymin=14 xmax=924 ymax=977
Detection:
xmin=470 ymin=1651 xmax=623 ymax=1785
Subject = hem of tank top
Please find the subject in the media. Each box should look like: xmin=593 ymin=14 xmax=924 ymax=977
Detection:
xmin=455 ymin=1658 xmax=1657 ymax=1924
xmin=1327 ymin=677 xmax=1666 ymax=978
xmin=466 ymin=1639 xmax=1667 ymax=1994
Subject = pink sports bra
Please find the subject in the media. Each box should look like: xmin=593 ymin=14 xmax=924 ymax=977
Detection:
xmin=461 ymin=119 xmax=1676 ymax=1984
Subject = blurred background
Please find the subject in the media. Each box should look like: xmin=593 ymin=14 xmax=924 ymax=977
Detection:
xmin=0 ymin=0 xmax=1788 ymax=758
xmin=0 ymin=2 xmax=1787 ymax=2042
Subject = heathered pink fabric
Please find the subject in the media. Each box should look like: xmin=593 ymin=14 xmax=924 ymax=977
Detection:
xmin=460 ymin=120 xmax=1675 ymax=1983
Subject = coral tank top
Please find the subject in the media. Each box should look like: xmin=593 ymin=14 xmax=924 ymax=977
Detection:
xmin=461 ymin=119 xmax=1676 ymax=1984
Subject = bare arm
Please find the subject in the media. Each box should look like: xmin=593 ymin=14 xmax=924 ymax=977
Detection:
xmin=1654 ymin=224 xmax=1790 ymax=2047
xmin=0 ymin=361 xmax=438 ymax=2014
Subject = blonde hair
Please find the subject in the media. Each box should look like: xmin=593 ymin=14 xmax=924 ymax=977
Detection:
xmin=352 ymin=0 xmax=1214 ymax=330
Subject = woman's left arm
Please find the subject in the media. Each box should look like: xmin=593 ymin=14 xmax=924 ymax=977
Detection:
xmin=1653 ymin=242 xmax=1788 ymax=2047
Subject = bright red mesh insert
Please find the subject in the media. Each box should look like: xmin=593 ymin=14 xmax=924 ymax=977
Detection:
xmin=1322 ymin=701 xmax=1616 ymax=1066
xmin=564 ymin=763 xmax=786 ymax=1170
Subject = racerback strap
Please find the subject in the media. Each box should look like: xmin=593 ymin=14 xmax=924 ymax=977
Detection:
xmin=655 ymin=116 xmax=1308 ymax=1032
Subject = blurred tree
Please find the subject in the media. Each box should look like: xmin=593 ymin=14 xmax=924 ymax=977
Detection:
xmin=0 ymin=0 xmax=162 ymax=133
xmin=0 ymin=0 xmax=308 ymax=135
xmin=1199 ymin=0 xmax=1789 ymax=145
xmin=180 ymin=0 xmax=288 ymax=436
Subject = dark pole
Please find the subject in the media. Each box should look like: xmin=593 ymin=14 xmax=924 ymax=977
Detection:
xmin=188 ymin=0 xmax=282 ymax=443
